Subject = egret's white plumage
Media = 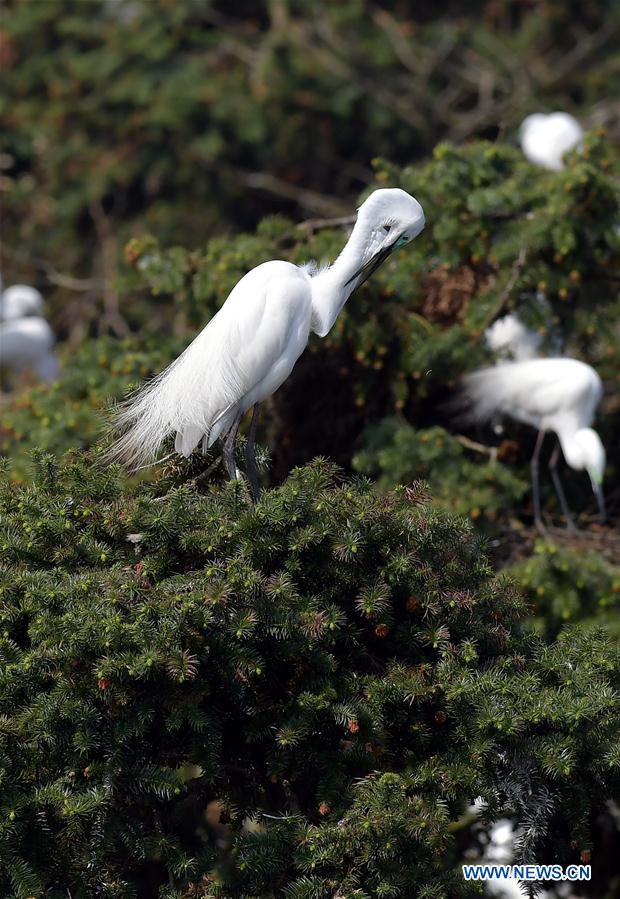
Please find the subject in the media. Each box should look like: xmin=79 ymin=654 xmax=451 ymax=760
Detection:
xmin=0 ymin=285 xmax=45 ymax=321
xmin=117 ymin=260 xmax=314 ymax=462
xmin=0 ymin=283 xmax=59 ymax=385
xmin=108 ymin=188 xmax=425 ymax=476
xmin=0 ymin=316 xmax=59 ymax=383
xmin=485 ymin=313 xmax=542 ymax=362
xmin=519 ymin=112 xmax=583 ymax=171
xmin=464 ymin=358 xmax=602 ymax=446
xmin=462 ymin=357 xmax=605 ymax=525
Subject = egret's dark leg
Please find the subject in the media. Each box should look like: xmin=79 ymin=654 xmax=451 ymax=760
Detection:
xmin=244 ymin=404 xmax=261 ymax=502
xmin=593 ymin=484 xmax=606 ymax=524
xmin=222 ymin=412 xmax=243 ymax=481
xmin=549 ymin=439 xmax=577 ymax=533
xmin=530 ymin=429 xmax=546 ymax=533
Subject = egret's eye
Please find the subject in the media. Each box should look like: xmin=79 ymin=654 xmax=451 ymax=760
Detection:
xmin=395 ymin=235 xmax=410 ymax=247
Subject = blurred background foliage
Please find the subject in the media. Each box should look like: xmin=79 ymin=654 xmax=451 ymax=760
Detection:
xmin=1 ymin=0 xmax=619 ymax=336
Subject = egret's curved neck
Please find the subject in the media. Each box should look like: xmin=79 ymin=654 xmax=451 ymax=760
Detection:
xmin=309 ymin=220 xmax=369 ymax=338
xmin=557 ymin=429 xmax=584 ymax=471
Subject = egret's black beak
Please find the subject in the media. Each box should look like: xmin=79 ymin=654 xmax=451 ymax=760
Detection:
xmin=591 ymin=480 xmax=606 ymax=523
xmin=345 ymin=242 xmax=396 ymax=290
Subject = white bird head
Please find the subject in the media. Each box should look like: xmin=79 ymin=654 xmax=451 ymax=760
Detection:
xmin=0 ymin=285 xmax=45 ymax=321
xmin=569 ymin=427 xmax=606 ymax=519
xmin=485 ymin=313 xmax=543 ymax=361
xmin=519 ymin=112 xmax=584 ymax=171
xmin=519 ymin=113 xmax=548 ymax=139
xmin=346 ymin=188 xmax=425 ymax=288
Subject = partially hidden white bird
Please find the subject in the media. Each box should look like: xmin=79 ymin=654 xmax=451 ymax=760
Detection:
xmin=0 ymin=284 xmax=45 ymax=321
xmin=461 ymin=357 xmax=605 ymax=530
xmin=0 ymin=285 xmax=59 ymax=386
xmin=485 ymin=313 xmax=542 ymax=362
xmin=519 ymin=112 xmax=584 ymax=171
xmin=108 ymin=188 xmax=426 ymax=497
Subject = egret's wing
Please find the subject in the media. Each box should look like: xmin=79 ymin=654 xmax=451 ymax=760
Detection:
xmin=461 ymin=359 xmax=602 ymax=431
xmin=106 ymin=262 xmax=309 ymax=469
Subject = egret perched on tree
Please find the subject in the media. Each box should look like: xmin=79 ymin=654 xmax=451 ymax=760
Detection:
xmin=460 ymin=357 xmax=605 ymax=531
xmin=107 ymin=188 xmax=425 ymax=497
xmin=519 ymin=112 xmax=584 ymax=171
xmin=0 ymin=284 xmax=59 ymax=386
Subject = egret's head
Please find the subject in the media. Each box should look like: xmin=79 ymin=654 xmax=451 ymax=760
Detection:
xmin=0 ymin=285 xmax=44 ymax=321
xmin=573 ymin=427 xmax=606 ymax=520
xmin=519 ymin=113 xmax=548 ymax=141
xmin=347 ymin=188 xmax=425 ymax=288
xmin=485 ymin=313 xmax=543 ymax=361
xmin=519 ymin=112 xmax=583 ymax=170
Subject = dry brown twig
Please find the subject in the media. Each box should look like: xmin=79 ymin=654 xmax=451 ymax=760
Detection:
xmin=296 ymin=214 xmax=356 ymax=234
xmin=455 ymin=434 xmax=499 ymax=463
xmin=481 ymin=248 xmax=528 ymax=333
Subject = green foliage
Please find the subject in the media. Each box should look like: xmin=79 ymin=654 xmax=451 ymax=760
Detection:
xmin=1 ymin=452 xmax=619 ymax=896
xmin=352 ymin=419 xmax=527 ymax=525
xmin=508 ymin=540 xmax=620 ymax=640
xmin=0 ymin=336 xmax=182 ymax=480
xmin=2 ymin=0 xmax=620 ymax=313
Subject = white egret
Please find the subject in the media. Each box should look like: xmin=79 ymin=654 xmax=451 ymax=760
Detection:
xmin=519 ymin=112 xmax=584 ymax=171
xmin=0 ymin=284 xmax=45 ymax=321
xmin=485 ymin=313 xmax=542 ymax=362
xmin=0 ymin=316 xmax=59 ymax=384
xmin=0 ymin=284 xmax=59 ymax=386
xmin=461 ymin=357 xmax=605 ymax=530
xmin=107 ymin=188 xmax=425 ymax=497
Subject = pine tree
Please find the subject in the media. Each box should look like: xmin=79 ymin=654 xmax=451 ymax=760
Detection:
xmin=1 ymin=451 xmax=619 ymax=897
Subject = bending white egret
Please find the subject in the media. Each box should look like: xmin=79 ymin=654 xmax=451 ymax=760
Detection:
xmin=461 ymin=357 xmax=605 ymax=530
xmin=519 ymin=112 xmax=583 ymax=171
xmin=108 ymin=188 xmax=425 ymax=497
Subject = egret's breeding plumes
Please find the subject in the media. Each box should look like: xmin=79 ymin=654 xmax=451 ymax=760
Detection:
xmin=519 ymin=112 xmax=583 ymax=171
xmin=459 ymin=357 xmax=605 ymax=531
xmin=107 ymin=188 xmax=425 ymax=496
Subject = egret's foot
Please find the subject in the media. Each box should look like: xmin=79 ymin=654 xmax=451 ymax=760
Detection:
xmin=534 ymin=516 xmax=548 ymax=537
xmin=195 ymin=456 xmax=223 ymax=484
xmin=223 ymin=452 xmax=238 ymax=481
xmin=563 ymin=516 xmax=579 ymax=536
